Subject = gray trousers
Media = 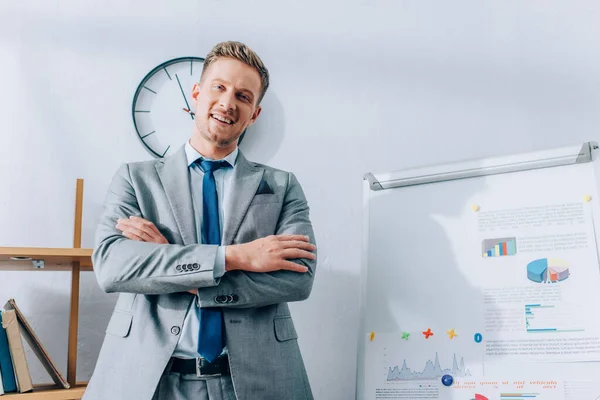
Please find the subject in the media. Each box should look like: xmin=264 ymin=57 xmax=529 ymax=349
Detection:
xmin=152 ymin=372 xmax=236 ymax=400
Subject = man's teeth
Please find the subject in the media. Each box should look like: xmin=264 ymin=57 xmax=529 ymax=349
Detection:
xmin=212 ymin=115 xmax=233 ymax=124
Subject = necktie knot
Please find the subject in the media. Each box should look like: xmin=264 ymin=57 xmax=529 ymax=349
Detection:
xmin=199 ymin=159 xmax=229 ymax=174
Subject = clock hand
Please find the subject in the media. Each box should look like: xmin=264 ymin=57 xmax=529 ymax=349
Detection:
xmin=175 ymin=74 xmax=194 ymax=120
xmin=182 ymin=108 xmax=195 ymax=116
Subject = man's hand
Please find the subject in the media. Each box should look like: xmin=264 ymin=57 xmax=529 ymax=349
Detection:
xmin=225 ymin=235 xmax=316 ymax=273
xmin=115 ymin=216 xmax=198 ymax=294
xmin=116 ymin=216 xmax=169 ymax=244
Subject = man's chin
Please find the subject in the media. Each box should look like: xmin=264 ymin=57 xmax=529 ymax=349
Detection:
xmin=215 ymin=137 xmax=239 ymax=148
xmin=211 ymin=132 xmax=243 ymax=148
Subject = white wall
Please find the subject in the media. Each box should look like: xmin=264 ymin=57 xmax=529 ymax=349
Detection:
xmin=1 ymin=1 xmax=600 ymax=398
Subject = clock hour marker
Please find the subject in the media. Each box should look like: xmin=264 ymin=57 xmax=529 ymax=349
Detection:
xmin=140 ymin=131 xmax=155 ymax=139
xmin=132 ymin=56 xmax=205 ymax=159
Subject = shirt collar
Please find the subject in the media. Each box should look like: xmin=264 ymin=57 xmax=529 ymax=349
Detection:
xmin=184 ymin=141 xmax=238 ymax=168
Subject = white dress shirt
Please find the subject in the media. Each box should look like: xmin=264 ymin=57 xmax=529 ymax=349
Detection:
xmin=172 ymin=141 xmax=237 ymax=359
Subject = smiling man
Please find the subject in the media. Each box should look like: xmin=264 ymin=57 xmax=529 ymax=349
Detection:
xmin=84 ymin=41 xmax=317 ymax=400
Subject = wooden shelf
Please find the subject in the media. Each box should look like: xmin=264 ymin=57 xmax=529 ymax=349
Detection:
xmin=0 ymin=247 xmax=93 ymax=271
xmin=3 ymin=383 xmax=87 ymax=399
xmin=1 ymin=179 xmax=90 ymax=398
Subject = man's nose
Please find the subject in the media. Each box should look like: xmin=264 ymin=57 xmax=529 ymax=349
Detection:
xmin=219 ymin=92 xmax=236 ymax=113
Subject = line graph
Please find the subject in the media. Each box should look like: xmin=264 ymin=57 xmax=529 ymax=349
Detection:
xmin=386 ymin=352 xmax=472 ymax=381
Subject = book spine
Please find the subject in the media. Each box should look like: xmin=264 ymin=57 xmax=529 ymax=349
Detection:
xmin=1 ymin=311 xmax=32 ymax=393
xmin=0 ymin=313 xmax=16 ymax=393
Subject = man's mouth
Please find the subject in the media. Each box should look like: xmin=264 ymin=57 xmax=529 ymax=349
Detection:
xmin=211 ymin=114 xmax=234 ymax=125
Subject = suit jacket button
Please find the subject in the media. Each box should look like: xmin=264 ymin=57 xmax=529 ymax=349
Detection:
xmin=176 ymin=265 xmax=182 ymax=272
xmin=192 ymin=263 xmax=200 ymax=270
xmin=226 ymin=295 xmax=233 ymax=303
xmin=231 ymin=295 xmax=239 ymax=303
xmin=170 ymin=326 xmax=181 ymax=335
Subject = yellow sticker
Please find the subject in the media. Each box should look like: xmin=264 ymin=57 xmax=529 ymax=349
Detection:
xmin=584 ymin=195 xmax=592 ymax=202
xmin=370 ymin=332 xmax=375 ymax=341
xmin=472 ymin=205 xmax=480 ymax=212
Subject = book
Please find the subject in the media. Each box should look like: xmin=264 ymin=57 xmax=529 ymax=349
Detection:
xmin=3 ymin=299 xmax=70 ymax=389
xmin=1 ymin=309 xmax=32 ymax=393
xmin=0 ymin=312 xmax=17 ymax=392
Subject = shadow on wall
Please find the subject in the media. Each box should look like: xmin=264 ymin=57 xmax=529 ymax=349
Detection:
xmin=360 ymin=165 xmax=496 ymax=390
xmin=291 ymin=262 xmax=361 ymax=400
xmin=77 ymin=272 xmax=118 ymax=380
xmin=238 ymin=91 xmax=286 ymax=164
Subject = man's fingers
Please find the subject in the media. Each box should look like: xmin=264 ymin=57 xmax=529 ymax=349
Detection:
xmin=280 ymin=248 xmax=316 ymax=260
xmin=129 ymin=216 xmax=162 ymax=235
xmin=121 ymin=230 xmax=145 ymax=242
xmin=279 ymin=261 xmax=309 ymax=273
xmin=126 ymin=216 xmax=157 ymax=232
xmin=274 ymin=234 xmax=310 ymax=242
xmin=119 ymin=225 xmax=153 ymax=242
xmin=117 ymin=220 xmax=154 ymax=239
xmin=279 ymin=240 xmax=316 ymax=251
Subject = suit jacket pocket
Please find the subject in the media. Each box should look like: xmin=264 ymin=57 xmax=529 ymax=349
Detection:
xmin=274 ymin=316 xmax=298 ymax=342
xmin=105 ymin=310 xmax=133 ymax=337
xmin=249 ymin=194 xmax=280 ymax=206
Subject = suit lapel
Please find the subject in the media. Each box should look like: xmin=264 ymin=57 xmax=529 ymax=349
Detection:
xmin=156 ymin=146 xmax=197 ymax=245
xmin=222 ymin=152 xmax=264 ymax=245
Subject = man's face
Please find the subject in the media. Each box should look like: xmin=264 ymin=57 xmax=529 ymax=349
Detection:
xmin=191 ymin=57 xmax=262 ymax=150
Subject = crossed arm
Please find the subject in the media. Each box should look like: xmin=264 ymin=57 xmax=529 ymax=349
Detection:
xmin=93 ymin=165 xmax=317 ymax=308
xmin=117 ymin=216 xmax=315 ymax=295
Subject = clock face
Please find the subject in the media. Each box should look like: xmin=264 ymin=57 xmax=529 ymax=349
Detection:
xmin=132 ymin=57 xmax=205 ymax=158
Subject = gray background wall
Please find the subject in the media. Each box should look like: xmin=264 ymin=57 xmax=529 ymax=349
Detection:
xmin=1 ymin=1 xmax=599 ymax=398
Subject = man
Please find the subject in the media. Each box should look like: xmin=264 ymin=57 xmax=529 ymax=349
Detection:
xmin=84 ymin=41 xmax=317 ymax=400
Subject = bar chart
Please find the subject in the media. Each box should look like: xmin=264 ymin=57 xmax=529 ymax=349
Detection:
xmin=482 ymin=237 xmax=517 ymax=257
xmin=500 ymin=393 xmax=539 ymax=399
xmin=525 ymin=303 xmax=584 ymax=333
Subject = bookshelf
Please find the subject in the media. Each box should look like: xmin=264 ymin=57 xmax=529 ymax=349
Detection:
xmin=0 ymin=179 xmax=91 ymax=399
xmin=3 ymin=384 xmax=87 ymax=399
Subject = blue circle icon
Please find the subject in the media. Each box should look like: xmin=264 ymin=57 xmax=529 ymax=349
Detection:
xmin=441 ymin=374 xmax=453 ymax=386
xmin=474 ymin=333 xmax=483 ymax=343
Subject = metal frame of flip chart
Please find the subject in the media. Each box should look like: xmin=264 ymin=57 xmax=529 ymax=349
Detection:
xmin=356 ymin=141 xmax=600 ymax=399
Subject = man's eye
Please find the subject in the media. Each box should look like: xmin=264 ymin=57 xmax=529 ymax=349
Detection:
xmin=239 ymin=94 xmax=250 ymax=102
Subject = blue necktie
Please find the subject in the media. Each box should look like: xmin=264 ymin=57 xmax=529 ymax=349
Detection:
xmin=197 ymin=159 xmax=228 ymax=363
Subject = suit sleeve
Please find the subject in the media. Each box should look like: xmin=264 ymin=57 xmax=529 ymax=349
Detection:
xmin=92 ymin=163 xmax=221 ymax=295
xmin=196 ymin=172 xmax=317 ymax=309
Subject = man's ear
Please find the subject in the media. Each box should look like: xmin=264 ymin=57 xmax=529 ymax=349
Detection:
xmin=191 ymin=82 xmax=201 ymax=102
xmin=248 ymin=106 xmax=262 ymax=126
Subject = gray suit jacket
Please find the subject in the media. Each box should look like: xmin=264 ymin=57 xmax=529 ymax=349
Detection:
xmin=84 ymin=147 xmax=316 ymax=400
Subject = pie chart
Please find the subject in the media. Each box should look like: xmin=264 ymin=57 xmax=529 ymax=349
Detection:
xmin=473 ymin=395 xmax=489 ymax=400
xmin=527 ymin=258 xmax=570 ymax=284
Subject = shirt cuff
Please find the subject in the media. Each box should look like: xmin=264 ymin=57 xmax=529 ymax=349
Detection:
xmin=213 ymin=246 xmax=226 ymax=280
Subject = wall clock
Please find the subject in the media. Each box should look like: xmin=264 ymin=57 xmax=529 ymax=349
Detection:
xmin=132 ymin=56 xmax=205 ymax=158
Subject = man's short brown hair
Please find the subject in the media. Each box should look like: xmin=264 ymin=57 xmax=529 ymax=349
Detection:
xmin=201 ymin=41 xmax=270 ymax=105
